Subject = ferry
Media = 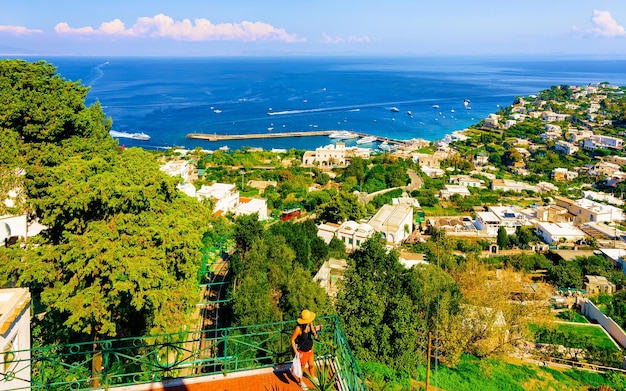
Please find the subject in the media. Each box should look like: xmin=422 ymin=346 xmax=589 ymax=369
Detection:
xmin=130 ymin=132 xmax=151 ymax=141
xmin=329 ymin=131 xmax=358 ymax=139
xmin=110 ymin=130 xmax=150 ymax=141
xmin=357 ymin=135 xmax=377 ymax=145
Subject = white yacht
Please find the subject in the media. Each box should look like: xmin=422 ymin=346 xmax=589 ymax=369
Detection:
xmin=329 ymin=131 xmax=358 ymax=139
xmin=357 ymin=135 xmax=377 ymax=145
xmin=378 ymin=141 xmax=393 ymax=152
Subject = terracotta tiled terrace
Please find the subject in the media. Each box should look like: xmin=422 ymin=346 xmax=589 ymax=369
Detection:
xmin=112 ymin=366 xmax=319 ymax=391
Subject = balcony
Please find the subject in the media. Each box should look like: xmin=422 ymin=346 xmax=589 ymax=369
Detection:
xmin=1 ymin=315 xmax=367 ymax=391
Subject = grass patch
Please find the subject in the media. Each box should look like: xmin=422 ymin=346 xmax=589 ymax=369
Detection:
xmin=531 ymin=322 xmax=618 ymax=352
xmin=419 ymin=354 xmax=624 ymax=390
xmin=556 ymin=309 xmax=589 ymax=323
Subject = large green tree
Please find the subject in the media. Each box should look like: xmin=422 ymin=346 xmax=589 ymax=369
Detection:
xmin=0 ymin=59 xmax=209 ymax=343
xmin=337 ymin=234 xmax=465 ymax=371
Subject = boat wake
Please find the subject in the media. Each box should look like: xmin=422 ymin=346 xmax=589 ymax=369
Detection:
xmin=267 ymin=106 xmax=357 ymax=116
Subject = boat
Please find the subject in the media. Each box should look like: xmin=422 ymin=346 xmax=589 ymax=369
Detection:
xmin=110 ymin=130 xmax=150 ymax=141
xmin=464 ymin=99 xmax=471 ymax=107
xmin=218 ymin=145 xmax=229 ymax=151
xmin=329 ymin=131 xmax=358 ymax=139
xmin=432 ymin=104 xmax=440 ymax=109
xmin=213 ymin=109 xmax=222 ymax=113
xmin=390 ymin=107 xmax=400 ymax=112
xmin=357 ymin=135 xmax=377 ymax=145
xmin=130 ymin=132 xmax=150 ymax=141
xmin=378 ymin=141 xmax=393 ymax=152
xmin=407 ymin=111 xmax=412 ymax=116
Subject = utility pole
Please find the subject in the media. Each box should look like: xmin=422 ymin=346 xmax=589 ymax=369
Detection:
xmin=425 ymin=332 xmax=432 ymax=390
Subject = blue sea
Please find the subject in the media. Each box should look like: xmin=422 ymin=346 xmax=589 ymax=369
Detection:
xmin=27 ymin=56 xmax=626 ymax=151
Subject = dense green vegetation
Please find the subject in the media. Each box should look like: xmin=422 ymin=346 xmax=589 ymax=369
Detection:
xmin=3 ymin=60 xmax=626 ymax=390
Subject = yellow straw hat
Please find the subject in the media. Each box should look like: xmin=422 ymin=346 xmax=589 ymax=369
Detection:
xmin=297 ymin=309 xmax=316 ymax=324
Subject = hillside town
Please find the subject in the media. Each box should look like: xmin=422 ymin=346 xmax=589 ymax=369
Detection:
xmin=3 ymin=78 xmax=626 ymax=390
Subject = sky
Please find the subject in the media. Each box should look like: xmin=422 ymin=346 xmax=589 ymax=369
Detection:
xmin=1 ymin=1 xmax=625 ymax=57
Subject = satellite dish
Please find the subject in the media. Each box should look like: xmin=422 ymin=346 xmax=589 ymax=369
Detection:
xmin=0 ymin=223 xmax=10 ymax=244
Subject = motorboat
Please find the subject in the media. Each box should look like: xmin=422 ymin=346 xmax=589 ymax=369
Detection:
xmin=390 ymin=107 xmax=400 ymax=112
xmin=432 ymin=104 xmax=440 ymax=109
xmin=407 ymin=111 xmax=412 ymax=116
xmin=357 ymin=135 xmax=377 ymax=145
xmin=464 ymin=99 xmax=471 ymax=107
xmin=329 ymin=131 xmax=358 ymax=139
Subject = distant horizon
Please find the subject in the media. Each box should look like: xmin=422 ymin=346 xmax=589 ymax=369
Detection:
xmin=4 ymin=52 xmax=626 ymax=61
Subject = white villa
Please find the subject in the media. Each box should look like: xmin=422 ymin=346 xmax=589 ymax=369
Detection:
xmin=368 ymin=204 xmax=413 ymax=246
xmin=159 ymin=159 xmax=193 ymax=182
xmin=196 ymin=183 xmax=239 ymax=215
xmin=535 ymin=222 xmax=585 ymax=244
xmin=302 ymin=142 xmax=371 ymax=167
xmin=316 ymin=221 xmax=375 ymax=251
xmin=235 ymin=197 xmax=269 ymax=220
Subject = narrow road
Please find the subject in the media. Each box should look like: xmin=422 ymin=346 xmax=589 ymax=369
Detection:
xmin=406 ymin=168 xmax=423 ymax=192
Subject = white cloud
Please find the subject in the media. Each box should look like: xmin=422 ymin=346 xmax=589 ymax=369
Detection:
xmin=322 ymin=32 xmax=372 ymax=44
xmin=581 ymin=10 xmax=626 ymax=38
xmin=54 ymin=14 xmax=303 ymax=42
xmin=0 ymin=25 xmax=43 ymax=35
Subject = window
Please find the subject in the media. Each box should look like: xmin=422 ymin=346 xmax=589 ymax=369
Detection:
xmin=3 ymin=339 xmax=17 ymax=373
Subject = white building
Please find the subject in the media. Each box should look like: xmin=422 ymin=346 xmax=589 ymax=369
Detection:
xmin=235 ymin=197 xmax=268 ymax=220
xmin=302 ymin=142 xmax=371 ymax=167
xmin=159 ymin=159 xmax=192 ymax=182
xmin=555 ymin=140 xmax=579 ymax=155
xmin=551 ymin=168 xmax=579 ymax=181
xmin=420 ymin=166 xmax=445 ymax=178
xmin=487 ymin=206 xmax=531 ymax=235
xmin=399 ymin=252 xmax=429 ymax=268
xmin=449 ymin=175 xmax=484 ymax=188
xmin=0 ymin=215 xmax=27 ymax=246
xmin=491 ymin=179 xmax=537 ymax=193
xmin=368 ymin=204 xmax=413 ymax=245
xmin=555 ymin=196 xmax=624 ymax=224
xmin=0 ymin=288 xmax=31 ymax=391
xmin=316 ymin=221 xmax=375 ymax=251
xmin=583 ymin=134 xmax=624 ymax=151
xmin=196 ymin=183 xmax=239 ymax=214
xmin=336 ymin=221 xmax=375 ymax=251
xmin=439 ymin=185 xmax=471 ymax=199
xmin=474 ymin=211 xmax=501 ymax=236
xmin=535 ymin=222 xmax=585 ymax=244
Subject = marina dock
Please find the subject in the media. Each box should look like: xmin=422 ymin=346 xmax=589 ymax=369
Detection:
xmin=186 ymin=130 xmax=335 ymax=141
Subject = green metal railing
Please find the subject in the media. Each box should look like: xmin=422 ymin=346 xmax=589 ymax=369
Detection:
xmin=0 ymin=315 xmax=367 ymax=391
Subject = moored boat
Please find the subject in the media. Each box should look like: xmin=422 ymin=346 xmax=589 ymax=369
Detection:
xmin=378 ymin=141 xmax=393 ymax=151
xmin=329 ymin=131 xmax=358 ymax=139
xmin=357 ymin=135 xmax=377 ymax=144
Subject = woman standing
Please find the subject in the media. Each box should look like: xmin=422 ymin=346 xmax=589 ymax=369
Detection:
xmin=291 ymin=309 xmax=319 ymax=390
